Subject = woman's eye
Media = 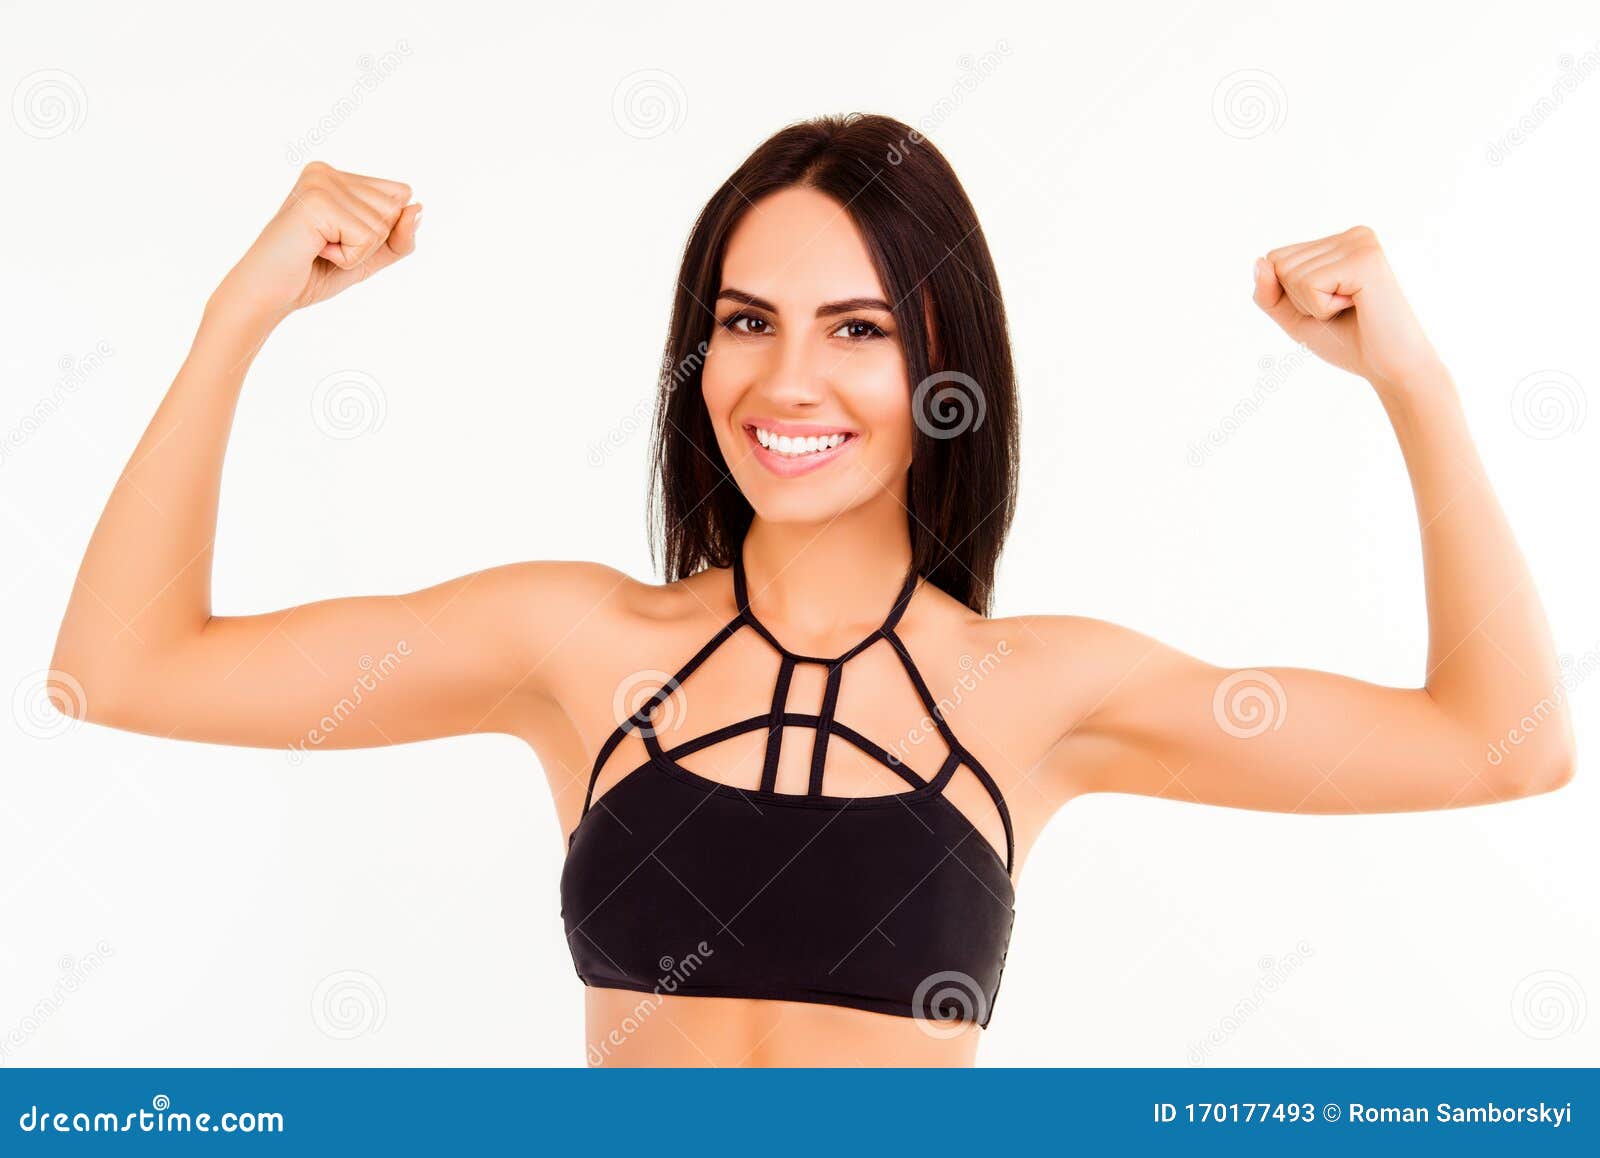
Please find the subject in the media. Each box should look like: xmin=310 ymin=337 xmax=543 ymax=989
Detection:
xmin=721 ymin=313 xmax=770 ymax=335
xmin=833 ymin=319 xmax=887 ymax=340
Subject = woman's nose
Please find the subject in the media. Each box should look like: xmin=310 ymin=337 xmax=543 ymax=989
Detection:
xmin=755 ymin=337 xmax=827 ymax=408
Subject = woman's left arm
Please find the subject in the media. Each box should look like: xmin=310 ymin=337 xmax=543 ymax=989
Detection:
xmin=1044 ymin=227 xmax=1576 ymax=812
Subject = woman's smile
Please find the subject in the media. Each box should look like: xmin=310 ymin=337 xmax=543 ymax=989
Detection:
xmin=741 ymin=418 xmax=860 ymax=477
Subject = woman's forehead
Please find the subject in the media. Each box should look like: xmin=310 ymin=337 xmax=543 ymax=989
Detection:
xmin=720 ymin=187 xmax=887 ymax=308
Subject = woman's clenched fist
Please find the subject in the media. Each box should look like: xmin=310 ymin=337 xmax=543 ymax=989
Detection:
xmin=1252 ymin=226 xmax=1445 ymax=394
xmin=212 ymin=161 xmax=421 ymax=324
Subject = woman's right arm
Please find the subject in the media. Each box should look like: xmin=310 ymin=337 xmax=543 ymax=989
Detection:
xmin=49 ymin=162 xmax=622 ymax=751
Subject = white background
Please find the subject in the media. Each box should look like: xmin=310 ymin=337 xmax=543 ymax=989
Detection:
xmin=1 ymin=0 xmax=1596 ymax=1067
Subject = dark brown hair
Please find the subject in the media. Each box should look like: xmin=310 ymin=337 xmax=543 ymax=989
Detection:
xmin=648 ymin=112 xmax=1018 ymax=614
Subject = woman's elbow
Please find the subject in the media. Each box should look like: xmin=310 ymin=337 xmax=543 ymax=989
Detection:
xmin=44 ymin=650 xmax=142 ymax=733
xmin=1497 ymin=742 xmax=1577 ymax=800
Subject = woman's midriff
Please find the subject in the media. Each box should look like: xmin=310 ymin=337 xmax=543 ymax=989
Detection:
xmin=581 ymin=986 xmax=983 ymax=1067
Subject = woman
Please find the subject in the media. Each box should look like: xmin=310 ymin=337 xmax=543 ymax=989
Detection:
xmin=50 ymin=113 xmax=1575 ymax=1067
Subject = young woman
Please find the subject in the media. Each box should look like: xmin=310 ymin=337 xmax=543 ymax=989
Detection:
xmin=50 ymin=114 xmax=1575 ymax=1067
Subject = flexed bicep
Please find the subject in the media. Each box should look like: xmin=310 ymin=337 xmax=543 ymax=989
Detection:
xmin=1042 ymin=617 xmax=1570 ymax=815
xmin=52 ymin=560 xmax=629 ymax=753
xmin=47 ymin=161 xmax=629 ymax=756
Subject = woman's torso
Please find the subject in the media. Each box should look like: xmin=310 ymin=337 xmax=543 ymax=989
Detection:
xmin=519 ymin=556 xmax=1080 ymax=1065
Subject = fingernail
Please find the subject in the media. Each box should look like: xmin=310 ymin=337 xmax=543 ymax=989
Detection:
xmin=413 ymin=206 xmax=424 ymax=230
xmin=1252 ymin=258 xmax=1265 ymax=282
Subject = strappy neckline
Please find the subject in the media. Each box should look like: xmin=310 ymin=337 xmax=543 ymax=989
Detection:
xmin=575 ymin=535 xmax=1016 ymax=875
xmin=731 ymin=540 xmax=919 ymax=665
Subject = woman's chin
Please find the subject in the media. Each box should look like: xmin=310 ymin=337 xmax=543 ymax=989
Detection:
xmin=742 ymin=483 xmax=870 ymax=528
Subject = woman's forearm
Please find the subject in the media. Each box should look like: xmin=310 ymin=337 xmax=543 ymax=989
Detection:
xmin=51 ymin=298 xmax=277 ymax=683
xmin=1379 ymin=367 xmax=1574 ymax=782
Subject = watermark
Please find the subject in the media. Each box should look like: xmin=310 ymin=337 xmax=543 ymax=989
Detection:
xmin=0 ymin=941 xmax=115 ymax=1065
xmin=17 ymin=1094 xmax=283 ymax=1134
xmin=1186 ymin=941 xmax=1315 ymax=1065
xmin=286 ymin=644 xmax=411 ymax=764
xmin=886 ymin=41 xmax=1012 ymax=164
xmin=284 ymin=41 xmax=412 ymax=166
xmin=587 ymin=339 xmax=708 ymax=468
xmin=13 ymin=668 xmax=88 ymax=741
xmin=1187 ymin=343 xmax=1311 ymax=467
xmin=1484 ymin=642 xmax=1597 ymax=767
xmin=311 ymin=969 xmax=387 ymax=1040
xmin=890 ymin=641 xmax=1011 ymax=767
xmin=1486 ymin=43 xmax=1600 ymax=166
xmin=912 ymin=370 xmax=986 ymax=439
xmin=611 ymin=69 xmax=687 ymax=140
xmin=912 ymin=969 xmax=987 ymax=1038
xmin=12 ymin=69 xmax=87 ymax=139
xmin=586 ymin=942 xmax=714 ymax=1065
xmin=1510 ymin=969 xmax=1586 ymax=1040
xmin=311 ymin=368 xmax=387 ymax=440
xmin=1212 ymin=669 xmax=1288 ymax=739
xmin=612 ymin=670 xmax=687 ymax=740
xmin=1509 ymin=369 xmax=1585 ymax=440
xmin=0 ymin=341 xmax=114 ymax=468
xmin=1211 ymin=69 xmax=1287 ymax=140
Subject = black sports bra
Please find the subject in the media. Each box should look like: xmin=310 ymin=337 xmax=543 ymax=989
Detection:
xmin=560 ymin=542 xmax=1017 ymax=1028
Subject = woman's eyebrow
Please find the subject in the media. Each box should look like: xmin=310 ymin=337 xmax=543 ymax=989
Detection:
xmin=716 ymin=287 xmax=777 ymax=312
xmin=815 ymin=296 xmax=892 ymax=317
xmin=716 ymin=287 xmax=893 ymax=318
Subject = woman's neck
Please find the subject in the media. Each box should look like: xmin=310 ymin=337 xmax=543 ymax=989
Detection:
xmin=739 ymin=502 xmax=914 ymax=644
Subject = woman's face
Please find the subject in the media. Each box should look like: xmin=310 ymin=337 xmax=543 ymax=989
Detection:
xmin=700 ymin=186 xmax=913 ymax=525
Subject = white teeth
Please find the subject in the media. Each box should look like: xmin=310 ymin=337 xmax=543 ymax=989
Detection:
xmin=752 ymin=428 xmax=849 ymax=457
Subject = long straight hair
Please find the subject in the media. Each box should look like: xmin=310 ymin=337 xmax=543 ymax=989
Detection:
xmin=648 ymin=113 xmax=1018 ymax=614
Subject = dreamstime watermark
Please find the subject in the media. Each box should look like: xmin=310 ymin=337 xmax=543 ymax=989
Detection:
xmin=1509 ymin=369 xmax=1585 ymax=440
xmin=886 ymin=42 xmax=1012 ymax=164
xmin=1486 ymin=43 xmax=1600 ymax=167
xmin=611 ymin=69 xmax=687 ymax=140
xmin=12 ymin=69 xmax=87 ymax=139
xmin=1484 ymin=641 xmax=1598 ymax=768
xmin=912 ymin=970 xmax=987 ymax=1039
xmin=17 ymin=1094 xmax=284 ymax=1135
xmin=586 ymin=942 xmax=715 ymax=1065
xmin=1187 ymin=342 xmax=1311 ymax=467
xmin=13 ymin=668 xmax=88 ymax=741
xmin=285 ymin=644 xmax=411 ymax=765
xmin=890 ymin=641 xmax=1011 ymax=767
xmin=587 ymin=339 xmax=708 ymax=467
xmin=912 ymin=370 xmax=986 ymax=439
xmin=0 ymin=341 xmax=114 ymax=468
xmin=0 ymin=940 xmax=115 ymax=1065
xmin=1212 ymin=669 xmax=1288 ymax=739
xmin=1510 ymin=969 xmax=1586 ymax=1040
xmin=1186 ymin=940 xmax=1315 ymax=1065
xmin=1211 ymin=69 xmax=1287 ymax=140
xmin=311 ymin=369 xmax=387 ymax=440
xmin=284 ymin=41 xmax=412 ymax=166
xmin=612 ymin=670 xmax=687 ymax=740
xmin=311 ymin=969 xmax=387 ymax=1040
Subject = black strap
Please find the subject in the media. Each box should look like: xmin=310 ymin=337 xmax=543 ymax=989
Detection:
xmin=807 ymin=662 xmax=845 ymax=795
xmin=579 ymin=612 xmax=742 ymax=818
xmin=758 ymin=655 xmax=795 ymax=793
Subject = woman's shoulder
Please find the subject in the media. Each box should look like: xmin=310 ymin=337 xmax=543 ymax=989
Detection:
xmin=492 ymin=557 xmax=735 ymax=655
xmin=905 ymin=579 xmax=1140 ymax=670
xmin=906 ymin=590 xmax=1186 ymax=737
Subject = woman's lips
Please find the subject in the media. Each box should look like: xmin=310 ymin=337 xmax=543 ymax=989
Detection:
xmin=741 ymin=423 xmax=858 ymax=478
